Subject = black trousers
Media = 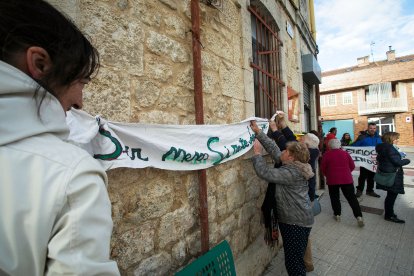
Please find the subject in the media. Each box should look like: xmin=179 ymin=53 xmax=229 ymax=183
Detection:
xmin=279 ymin=223 xmax=311 ymax=276
xmin=384 ymin=190 xmax=399 ymax=218
xmin=357 ymin=166 xmax=375 ymax=193
xmin=328 ymin=184 xmax=362 ymax=217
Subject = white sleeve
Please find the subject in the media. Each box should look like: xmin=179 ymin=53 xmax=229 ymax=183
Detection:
xmin=46 ymin=157 xmax=120 ymax=276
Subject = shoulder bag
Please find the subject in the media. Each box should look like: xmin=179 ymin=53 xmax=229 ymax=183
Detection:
xmin=312 ymin=198 xmax=321 ymax=216
xmin=374 ymin=168 xmax=397 ymax=187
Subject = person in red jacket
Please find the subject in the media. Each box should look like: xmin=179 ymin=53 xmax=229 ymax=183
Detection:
xmin=321 ymin=139 xmax=364 ymax=227
xmin=323 ymin=127 xmax=337 ymax=153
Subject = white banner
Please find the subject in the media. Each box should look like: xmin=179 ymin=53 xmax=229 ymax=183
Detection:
xmin=67 ymin=109 xmax=269 ymax=171
xmin=343 ymin=146 xmax=377 ymax=172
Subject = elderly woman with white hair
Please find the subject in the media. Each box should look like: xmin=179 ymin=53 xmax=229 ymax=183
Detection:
xmin=321 ymin=139 xmax=364 ymax=227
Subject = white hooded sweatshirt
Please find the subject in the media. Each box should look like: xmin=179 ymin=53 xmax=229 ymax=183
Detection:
xmin=0 ymin=61 xmax=120 ymax=275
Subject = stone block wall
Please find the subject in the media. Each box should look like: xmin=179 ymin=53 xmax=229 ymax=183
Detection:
xmin=50 ymin=0 xmax=315 ymax=274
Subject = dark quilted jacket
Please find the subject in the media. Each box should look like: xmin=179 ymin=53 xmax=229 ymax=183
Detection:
xmin=375 ymin=143 xmax=410 ymax=194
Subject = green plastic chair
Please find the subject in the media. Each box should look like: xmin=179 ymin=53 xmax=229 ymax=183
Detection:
xmin=175 ymin=240 xmax=236 ymax=275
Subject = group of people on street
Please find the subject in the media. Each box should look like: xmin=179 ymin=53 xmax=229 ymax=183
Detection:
xmin=2 ymin=1 xmax=411 ymax=276
xmin=320 ymin=122 xmax=410 ymax=224
xmin=251 ymin=115 xmax=411 ymax=275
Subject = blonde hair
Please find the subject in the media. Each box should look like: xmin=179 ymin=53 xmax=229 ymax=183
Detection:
xmin=381 ymin=132 xmax=400 ymax=144
xmin=286 ymin=141 xmax=310 ymax=163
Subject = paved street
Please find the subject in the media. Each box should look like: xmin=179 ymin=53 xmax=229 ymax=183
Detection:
xmin=262 ymin=167 xmax=414 ymax=275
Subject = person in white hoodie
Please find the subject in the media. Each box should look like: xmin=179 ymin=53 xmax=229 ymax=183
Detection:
xmin=0 ymin=1 xmax=120 ymax=275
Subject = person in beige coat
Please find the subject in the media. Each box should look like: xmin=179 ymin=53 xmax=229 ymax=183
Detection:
xmin=0 ymin=1 xmax=119 ymax=275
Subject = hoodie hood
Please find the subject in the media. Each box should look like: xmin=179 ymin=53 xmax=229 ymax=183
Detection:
xmin=290 ymin=161 xmax=315 ymax=180
xmin=0 ymin=61 xmax=69 ymax=146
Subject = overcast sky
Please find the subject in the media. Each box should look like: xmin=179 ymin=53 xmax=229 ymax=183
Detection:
xmin=314 ymin=0 xmax=414 ymax=71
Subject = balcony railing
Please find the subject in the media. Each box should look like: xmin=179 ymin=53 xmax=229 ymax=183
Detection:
xmin=358 ymin=89 xmax=408 ymax=115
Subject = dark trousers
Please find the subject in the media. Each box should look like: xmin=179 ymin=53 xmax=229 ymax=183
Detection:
xmin=308 ymin=176 xmax=316 ymax=202
xmin=357 ymin=166 xmax=375 ymax=193
xmin=384 ymin=191 xmax=398 ymax=218
xmin=328 ymin=184 xmax=362 ymax=217
xmin=279 ymin=223 xmax=311 ymax=276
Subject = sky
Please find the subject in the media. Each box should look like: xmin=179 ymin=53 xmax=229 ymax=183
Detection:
xmin=314 ymin=0 xmax=414 ymax=71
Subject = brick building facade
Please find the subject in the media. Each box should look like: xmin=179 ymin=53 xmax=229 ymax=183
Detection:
xmin=319 ymin=49 xmax=414 ymax=146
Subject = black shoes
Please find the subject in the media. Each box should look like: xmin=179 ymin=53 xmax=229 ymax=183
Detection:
xmin=356 ymin=190 xmax=380 ymax=198
xmin=366 ymin=191 xmax=380 ymax=198
xmin=384 ymin=215 xmax=405 ymax=223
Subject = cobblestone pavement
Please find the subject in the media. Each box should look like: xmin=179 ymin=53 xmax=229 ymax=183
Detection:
xmin=262 ymin=172 xmax=414 ymax=276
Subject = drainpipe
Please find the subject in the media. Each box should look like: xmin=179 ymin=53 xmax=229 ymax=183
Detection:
xmin=315 ymin=85 xmax=322 ymax=139
xmin=191 ymin=0 xmax=209 ymax=254
xmin=308 ymin=0 xmax=317 ymax=41
xmin=315 ymin=83 xmax=325 ymax=189
xmin=311 ymin=0 xmax=323 ymax=189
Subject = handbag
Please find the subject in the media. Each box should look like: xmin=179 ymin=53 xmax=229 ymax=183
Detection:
xmin=312 ymin=198 xmax=321 ymax=216
xmin=374 ymin=168 xmax=397 ymax=187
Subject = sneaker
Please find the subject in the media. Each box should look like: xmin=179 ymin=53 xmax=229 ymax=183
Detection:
xmin=355 ymin=190 xmax=362 ymax=198
xmin=366 ymin=191 xmax=380 ymax=198
xmin=334 ymin=215 xmax=341 ymax=222
xmin=357 ymin=216 xmax=364 ymax=227
xmin=385 ymin=216 xmax=405 ymax=223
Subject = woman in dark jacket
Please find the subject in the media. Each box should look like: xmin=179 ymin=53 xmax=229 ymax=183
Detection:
xmin=302 ymin=133 xmax=320 ymax=202
xmin=375 ymin=132 xmax=410 ymax=223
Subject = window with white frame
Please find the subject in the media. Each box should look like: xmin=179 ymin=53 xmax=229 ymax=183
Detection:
xmin=320 ymin=95 xmax=326 ymax=107
xmin=368 ymin=116 xmax=395 ymax=135
xmin=327 ymin=94 xmax=336 ymax=106
xmin=365 ymin=82 xmax=392 ymax=102
xmin=342 ymin=92 xmax=353 ymax=105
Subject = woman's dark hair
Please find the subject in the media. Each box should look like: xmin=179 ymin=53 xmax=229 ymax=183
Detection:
xmin=0 ymin=0 xmax=99 ymax=96
xmin=329 ymin=127 xmax=337 ymax=133
xmin=342 ymin=133 xmax=351 ymax=140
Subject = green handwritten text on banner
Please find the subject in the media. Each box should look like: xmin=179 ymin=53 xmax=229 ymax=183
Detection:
xmin=67 ymin=109 xmax=269 ymax=171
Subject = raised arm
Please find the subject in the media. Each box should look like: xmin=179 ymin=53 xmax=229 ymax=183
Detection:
xmin=250 ymin=120 xmax=282 ymax=162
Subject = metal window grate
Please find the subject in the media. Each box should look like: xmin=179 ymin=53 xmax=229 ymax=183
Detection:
xmin=249 ymin=5 xmax=284 ymax=119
